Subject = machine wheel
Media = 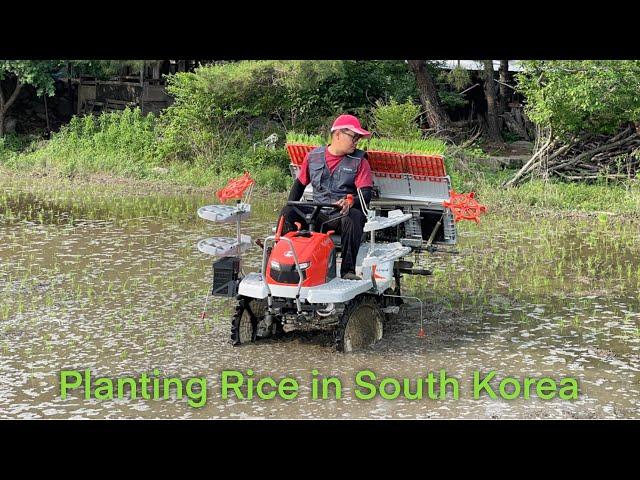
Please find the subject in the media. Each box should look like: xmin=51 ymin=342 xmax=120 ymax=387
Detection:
xmin=335 ymin=296 xmax=384 ymax=353
xmin=231 ymin=296 xmax=268 ymax=345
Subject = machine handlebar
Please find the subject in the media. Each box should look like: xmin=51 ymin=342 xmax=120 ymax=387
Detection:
xmin=285 ymin=201 xmax=344 ymax=233
xmin=286 ymin=201 xmax=341 ymax=210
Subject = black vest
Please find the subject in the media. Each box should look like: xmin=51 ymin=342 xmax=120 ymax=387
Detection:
xmin=307 ymin=146 xmax=366 ymax=203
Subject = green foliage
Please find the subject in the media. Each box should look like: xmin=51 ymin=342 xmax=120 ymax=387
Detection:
xmin=515 ymin=60 xmax=640 ymax=136
xmin=68 ymin=60 xmax=147 ymax=80
xmin=159 ymin=60 xmax=421 ymax=161
xmin=438 ymin=90 xmax=468 ymax=109
xmin=372 ymin=98 xmax=422 ymax=140
xmin=445 ymin=65 xmax=472 ymax=91
xmin=158 ymin=60 xmax=341 ymax=161
xmin=24 ymin=108 xmax=160 ymax=176
xmin=159 ymin=60 xmax=343 ymax=162
xmin=0 ymin=60 xmax=63 ymax=97
xmin=433 ymin=63 xmax=469 ymax=109
xmin=0 ymin=133 xmax=37 ymax=155
xmin=292 ymin=60 xmax=418 ymax=129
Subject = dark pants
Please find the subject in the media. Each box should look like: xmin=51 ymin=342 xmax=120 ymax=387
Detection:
xmin=280 ymin=205 xmax=366 ymax=277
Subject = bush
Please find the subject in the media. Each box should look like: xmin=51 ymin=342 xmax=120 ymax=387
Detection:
xmin=244 ymin=146 xmax=290 ymax=172
xmin=372 ymin=98 xmax=422 ymax=140
xmin=253 ymin=166 xmax=292 ymax=191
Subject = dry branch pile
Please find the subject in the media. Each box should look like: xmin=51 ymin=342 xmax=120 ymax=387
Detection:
xmin=504 ymin=124 xmax=640 ymax=187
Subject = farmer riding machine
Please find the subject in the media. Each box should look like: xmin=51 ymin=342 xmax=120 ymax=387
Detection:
xmin=197 ymin=146 xmax=486 ymax=352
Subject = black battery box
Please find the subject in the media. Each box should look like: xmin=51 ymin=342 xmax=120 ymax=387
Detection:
xmin=211 ymin=256 xmax=240 ymax=297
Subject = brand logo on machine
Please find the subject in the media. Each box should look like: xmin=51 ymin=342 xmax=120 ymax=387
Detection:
xmin=284 ymin=250 xmax=294 ymax=258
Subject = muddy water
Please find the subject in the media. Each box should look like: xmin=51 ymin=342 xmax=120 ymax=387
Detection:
xmin=0 ymin=193 xmax=638 ymax=418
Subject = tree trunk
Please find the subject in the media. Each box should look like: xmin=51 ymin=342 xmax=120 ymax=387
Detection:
xmin=482 ymin=60 xmax=502 ymax=143
xmin=407 ymin=60 xmax=449 ymax=132
xmin=498 ymin=60 xmax=509 ymax=116
xmin=0 ymin=79 xmax=22 ymax=138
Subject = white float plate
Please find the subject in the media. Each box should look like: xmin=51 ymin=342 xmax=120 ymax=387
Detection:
xmin=306 ymin=278 xmax=373 ymax=304
xmin=197 ymin=204 xmax=251 ymax=223
xmin=363 ymin=209 xmax=413 ymax=232
xmin=361 ymin=242 xmax=413 ymax=267
xmin=197 ymin=234 xmax=252 ymax=256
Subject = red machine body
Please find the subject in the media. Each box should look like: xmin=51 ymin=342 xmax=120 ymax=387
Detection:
xmin=266 ymin=230 xmax=336 ymax=287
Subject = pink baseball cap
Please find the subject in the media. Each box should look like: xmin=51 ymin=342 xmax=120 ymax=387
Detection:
xmin=330 ymin=114 xmax=371 ymax=138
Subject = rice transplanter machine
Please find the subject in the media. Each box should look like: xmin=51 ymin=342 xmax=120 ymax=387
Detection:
xmin=197 ymin=148 xmax=486 ymax=352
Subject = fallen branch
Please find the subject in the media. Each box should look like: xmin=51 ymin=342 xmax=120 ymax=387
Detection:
xmin=503 ymin=132 xmax=555 ymax=187
xmin=460 ymin=126 xmax=482 ymax=149
xmin=504 ymin=126 xmax=640 ymax=186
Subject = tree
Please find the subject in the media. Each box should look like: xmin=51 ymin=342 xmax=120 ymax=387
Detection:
xmin=0 ymin=60 xmax=62 ymax=136
xmin=482 ymin=60 xmax=502 ymax=143
xmin=406 ymin=60 xmax=450 ymax=132
xmin=515 ymin=60 xmax=640 ymax=136
xmin=505 ymin=60 xmax=640 ymax=186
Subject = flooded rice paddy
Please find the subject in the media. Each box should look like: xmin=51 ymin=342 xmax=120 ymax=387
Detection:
xmin=0 ymin=179 xmax=638 ymax=418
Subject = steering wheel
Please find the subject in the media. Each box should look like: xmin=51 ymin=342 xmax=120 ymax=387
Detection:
xmin=286 ymin=201 xmax=341 ymax=232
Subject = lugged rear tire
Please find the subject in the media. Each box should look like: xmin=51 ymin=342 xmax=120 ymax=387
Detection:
xmin=335 ymin=295 xmax=384 ymax=353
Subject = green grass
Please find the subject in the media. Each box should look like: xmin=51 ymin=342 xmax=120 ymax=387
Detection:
xmin=464 ymin=167 xmax=640 ymax=216
xmin=1 ymin=109 xmax=294 ymax=191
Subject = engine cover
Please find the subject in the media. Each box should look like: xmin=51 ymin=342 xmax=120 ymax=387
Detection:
xmin=266 ymin=231 xmax=336 ymax=287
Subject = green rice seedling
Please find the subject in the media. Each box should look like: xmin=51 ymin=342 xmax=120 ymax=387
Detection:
xmin=285 ymin=131 xmax=447 ymax=156
xmin=572 ymin=315 xmax=582 ymax=328
xmin=285 ymin=132 xmax=328 ymax=146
